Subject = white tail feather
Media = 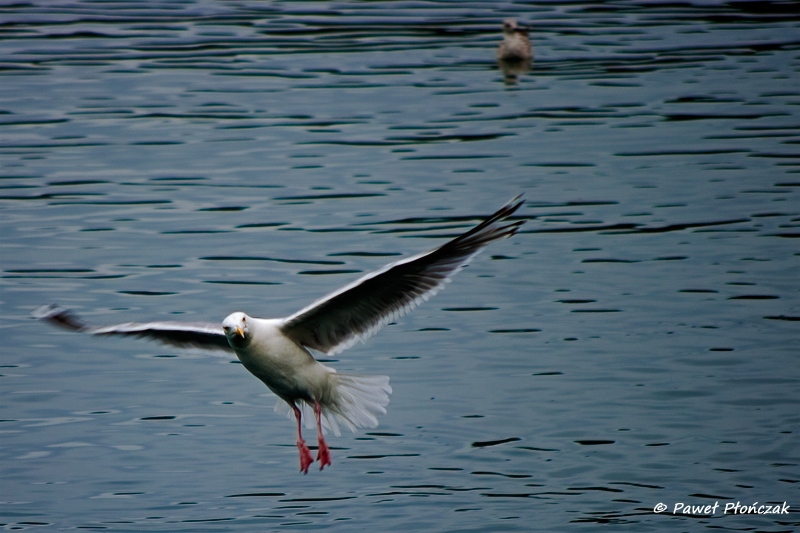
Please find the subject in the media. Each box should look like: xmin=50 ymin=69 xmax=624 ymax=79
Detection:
xmin=274 ymin=373 xmax=392 ymax=437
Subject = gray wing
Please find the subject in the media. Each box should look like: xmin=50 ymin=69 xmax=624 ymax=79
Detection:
xmin=33 ymin=304 xmax=232 ymax=351
xmin=279 ymin=195 xmax=525 ymax=355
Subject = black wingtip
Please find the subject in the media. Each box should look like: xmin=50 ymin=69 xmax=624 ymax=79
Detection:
xmin=502 ymin=194 xmax=525 ymax=220
xmin=32 ymin=304 xmax=89 ymax=332
xmin=508 ymin=193 xmax=524 ymax=207
xmin=435 ymin=194 xmax=526 ymax=255
xmin=489 ymin=194 xmax=525 ymax=224
xmin=478 ymin=193 xmax=526 ymax=235
xmin=509 ymin=193 xmax=525 ymax=212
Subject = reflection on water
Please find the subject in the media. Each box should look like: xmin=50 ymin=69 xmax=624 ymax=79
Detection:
xmin=1 ymin=0 xmax=799 ymax=531
xmin=498 ymin=56 xmax=532 ymax=85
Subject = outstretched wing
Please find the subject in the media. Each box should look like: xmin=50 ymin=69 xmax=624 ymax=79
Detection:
xmin=32 ymin=304 xmax=232 ymax=351
xmin=279 ymin=195 xmax=525 ymax=355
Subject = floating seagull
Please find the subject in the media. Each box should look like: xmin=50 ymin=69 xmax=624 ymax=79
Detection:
xmin=34 ymin=196 xmax=525 ymax=473
xmin=496 ymin=19 xmax=533 ymax=62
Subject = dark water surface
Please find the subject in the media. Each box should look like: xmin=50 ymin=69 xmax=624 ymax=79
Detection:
xmin=2 ymin=1 xmax=799 ymax=530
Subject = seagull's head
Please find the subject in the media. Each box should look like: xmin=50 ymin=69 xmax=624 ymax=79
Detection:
xmin=502 ymin=19 xmax=518 ymax=35
xmin=222 ymin=312 xmax=251 ymax=348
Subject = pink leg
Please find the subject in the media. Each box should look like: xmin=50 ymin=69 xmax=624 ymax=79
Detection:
xmin=314 ymin=401 xmax=332 ymax=470
xmin=292 ymin=404 xmax=314 ymax=474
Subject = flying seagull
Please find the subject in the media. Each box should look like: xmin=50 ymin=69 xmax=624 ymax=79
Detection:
xmin=33 ymin=196 xmax=525 ymax=473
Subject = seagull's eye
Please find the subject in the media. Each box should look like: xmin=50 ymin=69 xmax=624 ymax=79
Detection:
xmin=241 ymin=317 xmax=246 ymax=323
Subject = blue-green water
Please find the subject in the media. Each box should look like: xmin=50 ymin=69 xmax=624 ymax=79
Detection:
xmin=1 ymin=1 xmax=798 ymax=530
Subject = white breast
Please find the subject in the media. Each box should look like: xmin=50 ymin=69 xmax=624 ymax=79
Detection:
xmin=235 ymin=318 xmax=329 ymax=401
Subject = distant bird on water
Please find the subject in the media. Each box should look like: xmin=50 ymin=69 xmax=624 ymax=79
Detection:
xmin=496 ymin=18 xmax=533 ymax=61
xmin=34 ymin=197 xmax=525 ymax=474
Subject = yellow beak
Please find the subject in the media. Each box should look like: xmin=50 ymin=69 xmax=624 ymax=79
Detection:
xmin=235 ymin=326 xmax=245 ymax=338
